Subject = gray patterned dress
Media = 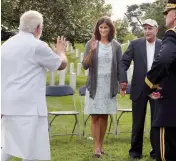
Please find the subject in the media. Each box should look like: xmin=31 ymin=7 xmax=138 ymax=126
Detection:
xmin=84 ymin=42 xmax=117 ymax=114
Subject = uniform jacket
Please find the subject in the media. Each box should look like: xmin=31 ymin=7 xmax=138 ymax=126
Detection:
xmin=145 ymin=27 xmax=176 ymax=127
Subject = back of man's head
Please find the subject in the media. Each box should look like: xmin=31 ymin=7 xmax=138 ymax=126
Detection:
xmin=19 ymin=10 xmax=43 ymax=34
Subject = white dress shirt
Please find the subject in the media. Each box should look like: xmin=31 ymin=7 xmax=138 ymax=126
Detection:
xmin=146 ymin=40 xmax=155 ymax=71
xmin=1 ymin=31 xmax=61 ymax=116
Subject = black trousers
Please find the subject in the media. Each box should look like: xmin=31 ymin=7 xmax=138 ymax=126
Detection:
xmin=155 ymin=127 xmax=176 ymax=161
xmin=129 ymin=91 xmax=156 ymax=157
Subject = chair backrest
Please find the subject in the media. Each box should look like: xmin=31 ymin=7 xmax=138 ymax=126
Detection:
xmin=79 ymin=85 xmax=86 ymax=96
xmin=46 ymin=85 xmax=74 ymax=96
xmin=46 ymin=85 xmax=77 ymax=111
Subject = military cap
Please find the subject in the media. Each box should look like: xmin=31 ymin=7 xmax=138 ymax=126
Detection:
xmin=163 ymin=0 xmax=176 ymax=15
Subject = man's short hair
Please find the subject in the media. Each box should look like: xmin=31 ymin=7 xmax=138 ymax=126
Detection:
xmin=19 ymin=10 xmax=43 ymax=33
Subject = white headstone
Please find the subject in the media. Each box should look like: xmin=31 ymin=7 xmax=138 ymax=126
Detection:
xmin=66 ymin=41 xmax=70 ymax=52
xmin=127 ymin=64 xmax=134 ymax=83
xmin=127 ymin=40 xmax=130 ymax=45
xmin=85 ymin=69 xmax=89 ymax=76
xmin=130 ymin=64 xmax=134 ymax=80
xmin=77 ymin=63 xmax=82 ymax=76
xmin=127 ymin=69 xmax=130 ymax=83
xmin=65 ymin=66 xmax=67 ymax=74
xmin=76 ymin=49 xmax=79 ymax=58
xmin=70 ymin=72 xmax=76 ymax=90
xmin=80 ymin=53 xmax=84 ymax=63
xmin=70 ymin=63 xmax=74 ymax=74
xmin=50 ymin=72 xmax=55 ymax=85
xmin=70 ymin=46 xmax=74 ymax=54
xmin=59 ymin=70 xmax=65 ymax=85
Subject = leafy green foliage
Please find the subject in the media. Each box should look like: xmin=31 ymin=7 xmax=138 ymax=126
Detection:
xmin=125 ymin=0 xmax=167 ymax=39
xmin=1 ymin=0 xmax=112 ymax=43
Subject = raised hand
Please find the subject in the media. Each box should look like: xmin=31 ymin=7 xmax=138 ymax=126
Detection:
xmin=56 ymin=36 xmax=67 ymax=54
xmin=90 ymin=35 xmax=97 ymax=51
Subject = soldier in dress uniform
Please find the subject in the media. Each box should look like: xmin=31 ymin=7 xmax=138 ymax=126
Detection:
xmin=145 ymin=0 xmax=176 ymax=160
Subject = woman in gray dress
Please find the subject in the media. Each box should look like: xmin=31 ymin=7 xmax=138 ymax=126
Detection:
xmin=82 ymin=16 xmax=123 ymax=158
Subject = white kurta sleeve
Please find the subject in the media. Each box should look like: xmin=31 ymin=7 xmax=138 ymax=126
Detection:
xmin=35 ymin=41 xmax=62 ymax=71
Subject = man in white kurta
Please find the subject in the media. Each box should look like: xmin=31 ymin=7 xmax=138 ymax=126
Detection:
xmin=1 ymin=10 xmax=67 ymax=161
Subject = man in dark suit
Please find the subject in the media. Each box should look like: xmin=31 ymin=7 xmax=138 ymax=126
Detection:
xmin=119 ymin=19 xmax=162 ymax=159
xmin=145 ymin=0 xmax=176 ymax=160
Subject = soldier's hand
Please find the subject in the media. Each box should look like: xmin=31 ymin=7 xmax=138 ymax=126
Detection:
xmin=149 ymin=92 xmax=161 ymax=100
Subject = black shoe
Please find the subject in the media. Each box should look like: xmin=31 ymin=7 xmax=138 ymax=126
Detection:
xmin=150 ymin=156 xmax=156 ymax=159
xmin=150 ymin=149 xmax=156 ymax=159
xmin=129 ymin=152 xmax=142 ymax=159
xmin=101 ymin=151 xmax=105 ymax=155
xmin=130 ymin=155 xmax=142 ymax=159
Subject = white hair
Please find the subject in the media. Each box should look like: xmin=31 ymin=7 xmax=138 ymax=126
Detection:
xmin=19 ymin=10 xmax=43 ymax=33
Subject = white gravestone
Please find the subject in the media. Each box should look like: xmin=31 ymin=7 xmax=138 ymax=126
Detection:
xmin=85 ymin=69 xmax=89 ymax=76
xmin=66 ymin=41 xmax=70 ymax=52
xmin=77 ymin=63 xmax=82 ymax=76
xmin=76 ymin=49 xmax=79 ymax=58
xmin=70 ymin=46 xmax=74 ymax=54
xmin=50 ymin=71 xmax=55 ymax=85
xmin=70 ymin=63 xmax=74 ymax=74
xmin=80 ymin=53 xmax=84 ymax=63
xmin=59 ymin=70 xmax=65 ymax=85
xmin=70 ymin=72 xmax=76 ymax=90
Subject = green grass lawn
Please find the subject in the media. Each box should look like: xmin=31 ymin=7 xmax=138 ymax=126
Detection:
xmin=10 ymin=84 xmax=153 ymax=161
xmin=10 ymin=94 xmax=153 ymax=161
xmin=9 ymin=43 xmax=154 ymax=161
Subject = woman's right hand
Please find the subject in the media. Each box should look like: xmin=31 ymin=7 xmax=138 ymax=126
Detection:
xmin=90 ymin=35 xmax=97 ymax=51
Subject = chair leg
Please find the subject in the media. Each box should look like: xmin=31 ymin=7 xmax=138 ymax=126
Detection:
xmin=115 ymin=112 xmax=124 ymax=138
xmin=107 ymin=114 xmax=113 ymax=136
xmin=83 ymin=115 xmax=90 ymax=137
xmin=114 ymin=114 xmax=118 ymax=138
xmin=71 ymin=116 xmax=77 ymax=137
xmin=49 ymin=115 xmax=57 ymax=126
xmin=76 ymin=115 xmax=80 ymax=137
xmin=49 ymin=115 xmax=57 ymax=140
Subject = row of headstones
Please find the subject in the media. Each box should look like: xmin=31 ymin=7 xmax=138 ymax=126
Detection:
xmin=67 ymin=39 xmax=130 ymax=60
xmin=49 ymin=64 xmax=133 ymax=90
xmin=66 ymin=41 xmax=83 ymax=59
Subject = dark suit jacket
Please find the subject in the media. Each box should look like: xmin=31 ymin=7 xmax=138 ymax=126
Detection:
xmin=119 ymin=38 xmax=162 ymax=100
xmin=145 ymin=29 xmax=176 ymax=127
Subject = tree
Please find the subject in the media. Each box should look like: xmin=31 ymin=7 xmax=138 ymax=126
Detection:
xmin=114 ymin=18 xmax=130 ymax=43
xmin=125 ymin=4 xmax=144 ymax=37
xmin=1 ymin=0 xmax=112 ymax=43
xmin=125 ymin=0 xmax=167 ymax=39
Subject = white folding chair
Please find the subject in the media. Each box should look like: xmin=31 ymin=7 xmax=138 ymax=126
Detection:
xmin=115 ymin=84 xmax=149 ymax=138
xmin=46 ymin=85 xmax=80 ymax=138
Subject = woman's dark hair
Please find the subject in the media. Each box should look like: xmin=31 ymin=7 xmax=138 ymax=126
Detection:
xmin=94 ymin=16 xmax=116 ymax=42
